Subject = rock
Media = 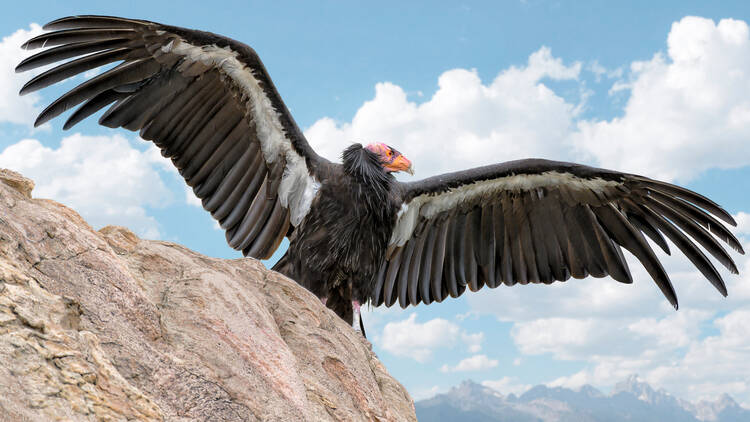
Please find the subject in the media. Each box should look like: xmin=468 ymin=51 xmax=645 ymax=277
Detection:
xmin=0 ymin=169 xmax=416 ymax=422
xmin=0 ymin=168 xmax=33 ymax=199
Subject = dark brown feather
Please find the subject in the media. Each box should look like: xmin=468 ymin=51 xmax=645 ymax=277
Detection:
xmin=594 ymin=204 xmax=678 ymax=308
xmin=430 ymin=218 xmax=450 ymax=302
xmin=644 ymin=195 xmax=738 ymax=274
xmin=647 ymin=190 xmax=744 ymax=253
xmin=383 ymin=247 xmax=404 ymax=307
xmin=480 ymin=204 xmax=497 ymax=287
xmin=22 ymin=28 xmax=136 ymax=50
xmin=397 ymin=237 xmax=419 ymax=309
xmin=634 ymin=202 xmax=727 ymax=297
xmin=16 ymin=38 xmax=131 ymax=72
xmin=464 ymin=208 xmax=480 ymax=290
xmin=419 ymin=221 xmax=440 ymax=305
xmin=35 ymin=58 xmax=161 ymax=127
xmin=443 ymin=216 xmax=461 ymax=298
xmin=640 ymin=178 xmax=736 ymax=225
xmin=625 ymin=211 xmax=671 ymax=254
xmin=64 ymin=89 xmax=127 ymax=129
xmin=407 ymin=222 xmax=429 ymax=306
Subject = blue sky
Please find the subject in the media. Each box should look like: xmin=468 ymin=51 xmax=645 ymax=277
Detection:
xmin=2 ymin=0 xmax=750 ymax=405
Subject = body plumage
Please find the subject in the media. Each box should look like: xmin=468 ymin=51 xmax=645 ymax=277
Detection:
xmin=275 ymin=144 xmax=399 ymax=324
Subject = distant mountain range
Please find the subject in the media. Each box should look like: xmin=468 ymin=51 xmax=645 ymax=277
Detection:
xmin=415 ymin=375 xmax=750 ymax=422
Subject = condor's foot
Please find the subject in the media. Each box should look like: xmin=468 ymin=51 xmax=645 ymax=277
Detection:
xmin=320 ymin=296 xmax=367 ymax=338
xmin=352 ymin=300 xmax=366 ymax=338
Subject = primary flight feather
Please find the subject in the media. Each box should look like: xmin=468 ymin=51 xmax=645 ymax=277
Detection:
xmin=17 ymin=15 xmax=744 ymax=334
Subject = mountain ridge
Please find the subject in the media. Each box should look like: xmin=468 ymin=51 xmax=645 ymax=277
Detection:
xmin=416 ymin=377 xmax=749 ymax=422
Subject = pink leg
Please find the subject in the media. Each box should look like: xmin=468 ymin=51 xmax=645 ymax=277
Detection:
xmin=352 ymin=300 xmax=362 ymax=332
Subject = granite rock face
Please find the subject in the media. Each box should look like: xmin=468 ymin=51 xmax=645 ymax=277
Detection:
xmin=0 ymin=169 xmax=415 ymax=422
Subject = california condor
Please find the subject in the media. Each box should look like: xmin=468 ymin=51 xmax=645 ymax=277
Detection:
xmin=17 ymin=16 xmax=744 ymax=335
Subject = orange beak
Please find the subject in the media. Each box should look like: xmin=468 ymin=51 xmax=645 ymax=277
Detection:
xmin=385 ymin=154 xmax=414 ymax=175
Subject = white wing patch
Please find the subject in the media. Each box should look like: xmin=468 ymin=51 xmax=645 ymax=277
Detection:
xmin=162 ymin=40 xmax=320 ymax=226
xmin=389 ymin=171 xmax=621 ymax=248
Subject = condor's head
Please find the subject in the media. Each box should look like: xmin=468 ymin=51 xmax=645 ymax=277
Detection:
xmin=342 ymin=142 xmax=414 ymax=181
xmin=364 ymin=142 xmax=414 ymax=175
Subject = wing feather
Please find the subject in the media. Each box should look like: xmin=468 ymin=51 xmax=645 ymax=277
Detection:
xmin=430 ymin=218 xmax=450 ymax=302
xmin=383 ymin=247 xmax=404 ymax=307
xmin=644 ymin=195 xmax=738 ymax=273
xmin=419 ymin=222 xmax=439 ymax=305
xmin=479 ymin=204 xmax=497 ymax=287
xmin=64 ymin=89 xmax=128 ymax=129
xmin=528 ymin=199 xmax=553 ymax=284
xmin=398 ymin=237 xmax=419 ymax=309
xmin=633 ymin=201 xmax=727 ymax=297
xmin=465 ymin=208 xmax=481 ymax=291
xmin=443 ymin=217 xmax=461 ymax=298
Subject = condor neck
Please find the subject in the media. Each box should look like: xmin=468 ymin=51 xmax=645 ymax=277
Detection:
xmin=342 ymin=144 xmax=393 ymax=199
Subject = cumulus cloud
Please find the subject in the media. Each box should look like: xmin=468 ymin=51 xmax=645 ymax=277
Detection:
xmin=588 ymin=60 xmax=623 ymax=83
xmin=379 ymin=313 xmax=484 ymax=362
xmin=0 ymin=134 xmax=174 ymax=238
xmin=380 ymin=314 xmax=459 ymax=362
xmin=306 ymin=17 xmax=750 ymax=185
xmin=734 ymin=212 xmax=750 ymax=236
xmin=440 ymin=354 xmax=498 ymax=373
xmin=411 ymin=385 xmax=445 ymax=401
xmin=547 ymin=309 xmax=750 ymax=406
xmin=463 ymin=331 xmax=484 ymax=353
xmin=185 ymin=186 xmax=203 ymax=207
xmin=573 ymin=17 xmax=750 ymax=182
xmin=0 ymin=24 xmax=45 ymax=127
xmin=305 ymin=46 xmax=583 ymax=178
xmin=512 ymin=310 xmax=711 ymax=360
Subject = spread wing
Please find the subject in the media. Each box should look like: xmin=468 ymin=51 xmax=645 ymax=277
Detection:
xmin=17 ymin=15 xmax=330 ymax=259
xmin=372 ymin=159 xmax=744 ymax=309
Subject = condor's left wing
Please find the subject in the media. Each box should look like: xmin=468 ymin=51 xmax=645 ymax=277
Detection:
xmin=372 ymin=159 xmax=743 ymax=309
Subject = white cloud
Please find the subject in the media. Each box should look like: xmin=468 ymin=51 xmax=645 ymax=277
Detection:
xmin=511 ymin=317 xmax=605 ymax=359
xmin=380 ymin=313 xmax=460 ymax=362
xmin=546 ymin=309 xmax=750 ymax=407
xmin=0 ymin=134 xmax=174 ymax=238
xmin=573 ymin=17 xmax=750 ymax=182
xmin=588 ymin=60 xmax=623 ymax=83
xmin=379 ymin=313 xmax=484 ymax=362
xmin=649 ymin=310 xmax=750 ymax=404
xmin=411 ymin=385 xmax=445 ymax=401
xmin=734 ymin=212 xmax=750 ymax=236
xmin=462 ymin=331 xmax=484 ymax=353
xmin=307 ymin=17 xmax=750 ymax=186
xmin=305 ymin=46 xmax=583 ymax=178
xmin=482 ymin=376 xmax=532 ymax=396
xmin=455 ymin=310 xmax=479 ymax=321
xmin=440 ymin=354 xmax=498 ymax=373
xmin=0 ymin=24 xmax=44 ymax=127
xmin=185 ymin=186 xmax=203 ymax=207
